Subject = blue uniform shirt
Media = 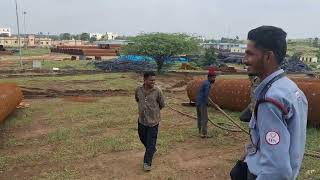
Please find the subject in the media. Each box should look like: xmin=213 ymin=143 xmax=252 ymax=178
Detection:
xmin=245 ymin=69 xmax=308 ymax=180
xmin=196 ymin=80 xmax=212 ymax=106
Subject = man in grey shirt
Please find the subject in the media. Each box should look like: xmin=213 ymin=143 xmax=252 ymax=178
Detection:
xmin=135 ymin=71 xmax=165 ymax=171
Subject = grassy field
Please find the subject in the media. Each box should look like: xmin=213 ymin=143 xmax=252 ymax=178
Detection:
xmin=0 ymin=73 xmax=319 ymax=179
xmin=20 ymin=48 xmax=51 ymax=57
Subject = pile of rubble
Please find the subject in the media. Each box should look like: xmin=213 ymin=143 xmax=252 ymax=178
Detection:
xmin=281 ymin=58 xmax=312 ymax=72
xmin=94 ymin=60 xmax=156 ymax=72
xmin=217 ymin=52 xmax=244 ymax=64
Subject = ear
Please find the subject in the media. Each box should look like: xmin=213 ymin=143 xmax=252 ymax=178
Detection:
xmin=264 ymin=51 xmax=273 ymax=63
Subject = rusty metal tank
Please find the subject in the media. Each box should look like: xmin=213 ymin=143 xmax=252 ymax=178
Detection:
xmin=186 ymin=78 xmax=320 ymax=128
xmin=0 ymin=83 xmax=23 ymax=123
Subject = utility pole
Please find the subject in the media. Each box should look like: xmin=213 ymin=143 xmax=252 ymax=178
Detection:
xmin=14 ymin=0 xmax=23 ymax=68
xmin=23 ymin=11 xmax=27 ymax=48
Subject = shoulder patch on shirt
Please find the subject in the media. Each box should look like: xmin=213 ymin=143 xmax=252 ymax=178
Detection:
xmin=265 ymin=131 xmax=280 ymax=145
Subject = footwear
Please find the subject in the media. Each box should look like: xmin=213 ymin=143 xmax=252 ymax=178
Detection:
xmin=143 ymin=163 xmax=152 ymax=171
xmin=201 ymin=134 xmax=213 ymax=138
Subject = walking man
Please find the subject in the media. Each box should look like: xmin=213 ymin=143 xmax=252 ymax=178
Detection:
xmin=135 ymin=71 xmax=165 ymax=171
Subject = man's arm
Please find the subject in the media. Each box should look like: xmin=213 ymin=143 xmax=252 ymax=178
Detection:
xmin=256 ymin=102 xmax=292 ymax=180
xmin=135 ymin=88 xmax=139 ymax=102
xmin=203 ymin=82 xmax=211 ymax=102
xmin=157 ymin=89 xmax=165 ymax=109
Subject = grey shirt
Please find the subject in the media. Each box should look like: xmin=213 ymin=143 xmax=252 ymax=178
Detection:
xmin=135 ymin=85 xmax=165 ymax=127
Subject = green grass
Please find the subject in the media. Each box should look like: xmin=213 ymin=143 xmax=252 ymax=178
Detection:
xmin=20 ymin=48 xmax=50 ymax=56
xmin=0 ymin=73 xmax=319 ymax=179
xmin=41 ymin=60 xmax=95 ymax=70
xmin=0 ymin=73 xmax=138 ymax=90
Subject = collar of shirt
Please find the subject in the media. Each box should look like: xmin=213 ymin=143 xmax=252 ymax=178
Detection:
xmin=254 ymin=69 xmax=284 ymax=99
xmin=140 ymin=84 xmax=156 ymax=95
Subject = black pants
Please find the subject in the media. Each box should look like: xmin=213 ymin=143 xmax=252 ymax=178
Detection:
xmin=138 ymin=122 xmax=159 ymax=166
xmin=230 ymin=160 xmax=257 ymax=180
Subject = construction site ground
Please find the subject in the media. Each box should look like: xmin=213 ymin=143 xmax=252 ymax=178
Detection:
xmin=0 ymin=53 xmax=319 ymax=179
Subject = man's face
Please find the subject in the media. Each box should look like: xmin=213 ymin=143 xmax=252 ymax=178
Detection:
xmin=243 ymin=41 xmax=266 ymax=77
xmin=208 ymin=75 xmax=216 ymax=83
xmin=144 ymin=76 xmax=156 ymax=88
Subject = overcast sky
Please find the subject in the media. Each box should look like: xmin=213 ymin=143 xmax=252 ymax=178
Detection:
xmin=1 ymin=0 xmax=319 ymax=39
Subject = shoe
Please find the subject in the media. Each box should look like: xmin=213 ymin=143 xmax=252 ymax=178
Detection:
xmin=143 ymin=163 xmax=152 ymax=171
xmin=201 ymin=134 xmax=213 ymax=138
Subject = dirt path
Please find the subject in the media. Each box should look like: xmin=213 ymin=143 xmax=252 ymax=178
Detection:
xmin=62 ymin=139 xmax=239 ymax=180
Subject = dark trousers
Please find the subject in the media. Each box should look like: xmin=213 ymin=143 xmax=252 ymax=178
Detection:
xmin=196 ymin=105 xmax=208 ymax=135
xmin=138 ymin=122 xmax=159 ymax=166
xmin=230 ymin=160 xmax=257 ymax=180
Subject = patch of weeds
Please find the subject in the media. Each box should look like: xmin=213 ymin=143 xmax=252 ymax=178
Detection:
xmin=47 ymin=128 xmax=71 ymax=142
xmin=0 ymin=153 xmax=44 ymax=172
xmin=35 ymin=169 xmax=80 ymax=180
xmin=3 ymin=108 xmax=34 ymax=128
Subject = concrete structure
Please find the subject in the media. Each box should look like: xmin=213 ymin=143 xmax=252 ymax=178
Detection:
xmin=89 ymin=33 xmax=103 ymax=40
xmin=202 ymin=42 xmax=246 ymax=51
xmin=0 ymin=27 xmax=11 ymax=37
xmin=300 ymin=56 xmax=318 ymax=63
xmin=52 ymin=40 xmax=85 ymax=46
xmin=104 ymin=32 xmax=118 ymax=40
xmin=0 ymin=35 xmax=52 ymax=47
xmin=230 ymin=45 xmax=246 ymax=53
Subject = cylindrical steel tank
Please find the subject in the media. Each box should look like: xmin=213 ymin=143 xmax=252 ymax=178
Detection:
xmin=0 ymin=83 xmax=23 ymax=123
xmin=187 ymin=78 xmax=320 ymax=127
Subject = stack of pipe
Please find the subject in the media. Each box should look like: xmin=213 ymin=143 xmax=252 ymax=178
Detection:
xmin=50 ymin=45 xmax=121 ymax=57
xmin=186 ymin=77 xmax=320 ymax=128
xmin=0 ymin=83 xmax=23 ymax=123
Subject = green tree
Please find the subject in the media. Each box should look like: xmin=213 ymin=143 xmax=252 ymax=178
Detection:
xmin=199 ymin=47 xmax=217 ymax=66
xmin=80 ymin=33 xmax=90 ymax=41
xmin=89 ymin=36 xmax=97 ymax=43
xmin=316 ymin=49 xmax=320 ymax=59
xmin=71 ymin=34 xmax=80 ymax=40
xmin=123 ymin=33 xmax=200 ymax=72
xmin=313 ymin=37 xmax=319 ymax=47
xmin=60 ymin=33 xmax=71 ymax=40
xmin=292 ymin=52 xmax=303 ymax=60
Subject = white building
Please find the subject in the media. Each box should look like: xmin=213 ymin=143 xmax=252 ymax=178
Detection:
xmin=89 ymin=33 xmax=103 ymax=40
xmin=202 ymin=42 xmax=247 ymax=51
xmin=105 ymin=32 xmax=118 ymax=40
xmin=0 ymin=27 xmax=11 ymax=37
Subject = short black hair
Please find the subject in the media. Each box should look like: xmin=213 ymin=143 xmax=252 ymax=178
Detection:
xmin=248 ymin=26 xmax=287 ymax=64
xmin=143 ymin=71 xmax=156 ymax=79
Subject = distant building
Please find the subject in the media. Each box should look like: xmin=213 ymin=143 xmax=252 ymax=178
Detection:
xmin=104 ymin=32 xmax=118 ymax=40
xmin=52 ymin=40 xmax=84 ymax=46
xmin=202 ymin=42 xmax=246 ymax=51
xmin=300 ymin=55 xmax=318 ymax=63
xmin=0 ymin=35 xmax=52 ymax=47
xmin=89 ymin=33 xmax=103 ymax=40
xmin=0 ymin=27 xmax=11 ymax=37
xmin=230 ymin=44 xmax=247 ymax=53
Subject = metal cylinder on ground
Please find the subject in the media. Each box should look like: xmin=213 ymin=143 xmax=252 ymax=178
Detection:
xmin=0 ymin=83 xmax=23 ymax=123
xmin=186 ymin=78 xmax=320 ymax=128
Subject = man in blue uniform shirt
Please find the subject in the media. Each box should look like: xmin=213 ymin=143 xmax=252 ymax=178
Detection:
xmin=196 ymin=69 xmax=216 ymax=138
xmin=239 ymin=26 xmax=308 ymax=180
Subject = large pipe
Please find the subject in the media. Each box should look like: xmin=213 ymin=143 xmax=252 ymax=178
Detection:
xmin=0 ymin=84 xmax=23 ymax=123
xmin=186 ymin=78 xmax=320 ymax=128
